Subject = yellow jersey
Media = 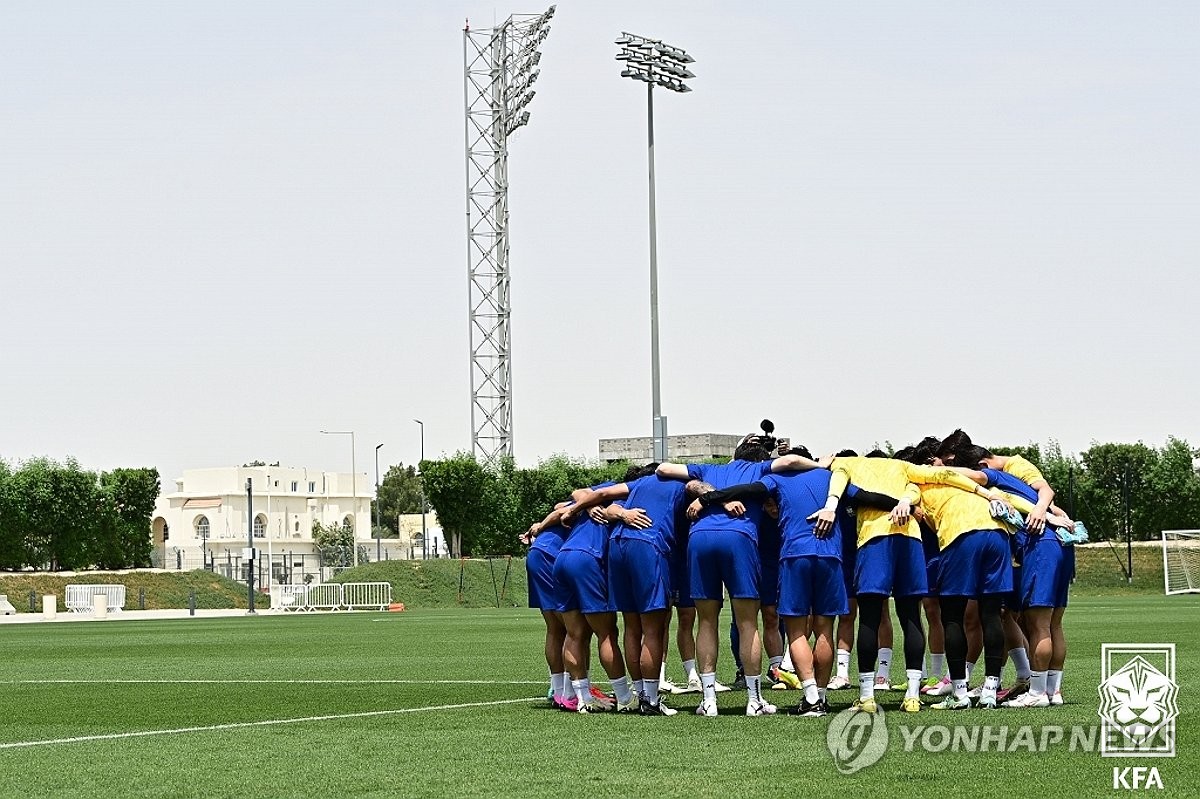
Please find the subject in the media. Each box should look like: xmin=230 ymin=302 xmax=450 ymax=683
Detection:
xmin=828 ymin=457 xmax=991 ymax=548
xmin=1002 ymin=455 xmax=1046 ymax=487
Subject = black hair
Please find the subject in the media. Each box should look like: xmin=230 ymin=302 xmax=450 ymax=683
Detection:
xmin=893 ymin=446 xmax=918 ymax=463
xmin=910 ymin=436 xmax=941 ymax=465
xmin=865 ymin=449 xmax=888 ymax=459
xmin=959 ymin=444 xmax=993 ymax=467
xmin=937 ymin=429 xmax=973 ymax=462
xmin=734 ymin=441 xmax=772 ymax=463
xmin=624 ymin=462 xmax=659 ymax=482
xmin=787 ymin=445 xmax=813 ymax=460
xmin=836 ymin=449 xmax=858 ymax=458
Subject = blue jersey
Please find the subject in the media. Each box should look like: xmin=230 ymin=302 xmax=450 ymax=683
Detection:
xmin=560 ymin=482 xmax=616 ymax=559
xmin=611 ymin=474 xmax=689 ymax=555
xmin=687 ymin=461 xmax=774 ymax=542
xmin=531 ymin=522 xmax=567 ymax=557
xmin=760 ymin=470 xmax=848 ymax=561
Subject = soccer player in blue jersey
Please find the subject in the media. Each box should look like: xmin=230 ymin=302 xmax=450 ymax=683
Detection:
xmin=657 ymin=442 xmax=827 ymax=717
xmin=520 ymin=502 xmax=573 ymax=709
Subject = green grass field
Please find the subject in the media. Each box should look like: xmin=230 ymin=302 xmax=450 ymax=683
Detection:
xmin=1 ymin=594 xmax=1197 ymax=798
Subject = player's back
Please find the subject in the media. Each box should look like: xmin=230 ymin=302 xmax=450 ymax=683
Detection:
xmin=615 ymin=474 xmax=688 ymax=553
xmin=920 ymin=484 xmax=1013 ymax=550
xmin=762 ymin=469 xmax=843 ymax=560
xmin=687 ymin=460 xmax=772 ymax=539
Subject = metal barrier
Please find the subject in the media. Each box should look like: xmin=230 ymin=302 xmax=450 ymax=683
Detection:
xmin=341 ymin=582 xmax=392 ymax=611
xmin=273 ymin=585 xmax=308 ymax=612
xmin=65 ymin=584 xmax=126 ymax=614
xmin=303 ymin=584 xmax=344 ymax=611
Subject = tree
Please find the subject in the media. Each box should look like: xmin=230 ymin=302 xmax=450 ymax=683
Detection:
xmin=97 ymin=468 xmax=160 ymax=568
xmin=312 ymin=520 xmax=353 ymax=567
xmin=419 ymin=454 xmax=498 ymax=557
xmin=373 ymin=463 xmax=424 ymax=537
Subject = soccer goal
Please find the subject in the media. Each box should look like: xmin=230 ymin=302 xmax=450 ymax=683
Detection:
xmin=1161 ymin=530 xmax=1200 ymax=595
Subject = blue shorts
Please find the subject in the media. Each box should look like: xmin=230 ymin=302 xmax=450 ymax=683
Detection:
xmin=841 ymin=548 xmax=856 ymax=598
xmin=854 ymin=535 xmax=928 ymax=597
xmin=778 ymin=556 xmax=849 ymax=618
xmin=1020 ymin=538 xmax=1071 ymax=609
xmin=670 ymin=540 xmax=693 ymax=608
xmin=937 ymin=529 xmax=1013 ymax=598
xmin=552 ymin=549 xmax=611 ymax=614
xmin=925 ymin=555 xmax=941 ymax=598
xmin=689 ymin=529 xmax=760 ymax=602
xmin=526 ymin=548 xmax=563 ymax=611
xmin=760 ymin=556 xmax=780 ymax=606
xmin=608 ymin=537 xmax=670 ymax=614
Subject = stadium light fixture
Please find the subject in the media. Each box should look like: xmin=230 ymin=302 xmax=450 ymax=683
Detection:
xmin=615 ymin=31 xmax=694 ymax=464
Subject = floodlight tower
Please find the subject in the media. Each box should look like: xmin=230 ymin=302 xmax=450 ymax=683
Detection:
xmin=463 ymin=6 xmax=555 ymax=466
xmin=615 ymin=32 xmax=694 ymax=463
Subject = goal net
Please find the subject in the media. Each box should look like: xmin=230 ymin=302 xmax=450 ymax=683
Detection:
xmin=1162 ymin=530 xmax=1200 ymax=595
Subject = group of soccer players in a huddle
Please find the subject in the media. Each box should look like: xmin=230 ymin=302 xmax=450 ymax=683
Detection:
xmin=521 ymin=424 xmax=1088 ymax=716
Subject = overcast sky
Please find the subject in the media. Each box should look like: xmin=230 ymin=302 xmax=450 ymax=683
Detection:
xmin=2 ymin=1 xmax=1197 ymax=484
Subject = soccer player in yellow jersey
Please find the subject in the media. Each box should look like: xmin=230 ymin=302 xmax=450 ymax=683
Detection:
xmin=821 ymin=455 xmax=1001 ymax=713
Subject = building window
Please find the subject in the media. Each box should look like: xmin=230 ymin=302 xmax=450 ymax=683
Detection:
xmin=342 ymin=515 xmax=354 ymax=534
xmin=195 ymin=515 xmax=210 ymax=540
xmin=308 ymin=481 xmax=315 ymax=493
xmin=291 ymin=481 xmax=298 ymax=492
xmin=253 ymin=514 xmax=267 ymax=538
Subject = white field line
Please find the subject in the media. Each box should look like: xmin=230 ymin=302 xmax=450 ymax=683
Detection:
xmin=1 ymin=678 xmax=544 ymax=686
xmin=0 ymin=696 xmax=540 ymax=750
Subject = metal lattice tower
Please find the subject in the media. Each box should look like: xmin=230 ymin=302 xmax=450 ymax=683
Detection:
xmin=463 ymin=7 xmax=555 ymax=466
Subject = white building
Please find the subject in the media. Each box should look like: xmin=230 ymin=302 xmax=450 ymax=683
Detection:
xmin=152 ymin=465 xmax=432 ymax=584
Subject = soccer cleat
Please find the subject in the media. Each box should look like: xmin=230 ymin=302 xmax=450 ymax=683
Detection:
xmin=1050 ymin=691 xmax=1064 ymax=706
xmin=978 ymin=694 xmax=998 ymax=710
xmin=1072 ymin=521 xmax=1089 ymax=543
xmin=997 ymin=679 xmax=1029 ymax=703
xmin=827 ymin=675 xmax=853 ymax=690
xmin=851 ymin=697 xmax=878 ymax=714
xmin=890 ymin=680 xmax=910 ymax=692
xmin=577 ymin=699 xmax=611 ymax=714
xmin=769 ymin=666 xmax=802 ymax=691
xmin=695 ymin=698 xmax=719 ymax=717
xmin=746 ymin=699 xmax=777 ymax=716
xmin=712 ymin=680 xmax=732 ymax=693
xmin=873 ymin=675 xmax=893 ymax=690
xmin=674 ymin=677 xmax=702 ymax=694
xmin=922 ymin=676 xmax=952 ymax=696
xmin=789 ymin=698 xmax=829 ymax=717
xmin=966 ymin=685 xmax=984 ymax=700
xmin=900 ymin=697 xmax=922 ymax=713
xmin=642 ymin=698 xmax=679 ymax=716
xmin=930 ymin=695 xmax=972 ymax=710
xmin=590 ymin=686 xmax=614 ymax=703
xmin=1003 ymin=691 xmax=1050 ymax=709
xmin=615 ymin=695 xmax=641 ymax=714
xmin=659 ymin=678 xmax=680 ymax=694
xmin=555 ymin=696 xmax=578 ymax=712
xmin=731 ymin=670 xmax=747 ymax=691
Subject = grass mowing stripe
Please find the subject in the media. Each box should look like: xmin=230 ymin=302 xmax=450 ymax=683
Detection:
xmin=0 ymin=697 xmax=540 ymax=750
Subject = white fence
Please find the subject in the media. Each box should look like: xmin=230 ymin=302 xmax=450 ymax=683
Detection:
xmin=65 ymin=584 xmax=126 ymax=614
xmin=271 ymin=582 xmax=392 ymax=612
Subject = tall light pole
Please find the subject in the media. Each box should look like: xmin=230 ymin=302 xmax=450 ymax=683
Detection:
xmin=463 ymin=5 xmax=556 ymax=466
xmin=615 ymin=32 xmax=694 ymax=463
xmin=414 ymin=419 xmax=427 ymax=559
xmin=374 ymin=443 xmax=384 ymax=562
xmin=320 ymin=430 xmax=358 ymax=568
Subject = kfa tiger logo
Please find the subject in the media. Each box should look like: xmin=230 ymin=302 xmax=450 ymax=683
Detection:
xmin=1099 ymin=646 xmax=1178 ymax=757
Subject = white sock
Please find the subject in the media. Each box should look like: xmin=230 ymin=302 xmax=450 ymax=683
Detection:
xmin=859 ymin=671 xmax=875 ymax=701
xmin=836 ymin=649 xmax=851 ymax=680
xmin=1029 ymin=670 xmax=1047 ymax=697
xmin=905 ymin=668 xmax=922 ymax=700
xmin=953 ymin=678 xmax=969 ymax=700
xmin=683 ymin=659 xmax=699 ymax=683
xmin=1047 ymin=669 xmax=1063 ymax=695
xmin=746 ymin=675 xmax=762 ymax=703
xmin=802 ymin=678 xmax=819 ymax=704
xmin=769 ymin=655 xmax=784 ymax=673
xmin=1009 ymin=647 xmax=1032 ymax=681
xmin=930 ymin=653 xmax=946 ymax=679
xmin=700 ymin=672 xmax=717 ymax=704
xmin=550 ymin=672 xmax=565 ymax=698
xmin=556 ymin=672 xmax=571 ymax=699
xmin=659 ymin=662 xmax=668 ymax=682
xmin=781 ymin=649 xmax=794 ymax=672
xmin=611 ymin=675 xmax=632 ymax=704
xmin=876 ymin=648 xmax=892 ymax=681
xmin=571 ymin=678 xmax=591 ymax=704
xmin=982 ymin=674 xmax=1000 ymax=701
xmin=965 ymin=660 xmax=976 ymax=682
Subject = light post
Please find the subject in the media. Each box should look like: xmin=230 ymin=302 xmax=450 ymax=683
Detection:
xmin=414 ymin=419 xmax=427 ymax=559
xmin=375 ymin=443 xmax=384 ymax=562
xmin=615 ymin=32 xmax=694 ymax=463
xmin=320 ymin=429 xmax=358 ymax=568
